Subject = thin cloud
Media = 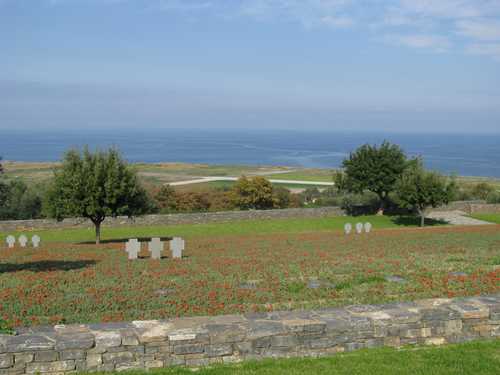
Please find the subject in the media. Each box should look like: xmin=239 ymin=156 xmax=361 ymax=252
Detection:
xmin=465 ymin=43 xmax=500 ymax=61
xmin=457 ymin=19 xmax=500 ymax=41
xmin=384 ymin=34 xmax=452 ymax=52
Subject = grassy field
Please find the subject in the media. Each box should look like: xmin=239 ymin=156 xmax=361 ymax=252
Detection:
xmin=78 ymin=341 xmax=500 ymax=375
xmin=0 ymin=215 xmax=443 ymax=243
xmin=471 ymin=213 xmax=500 ymax=224
xmin=1 ymin=219 xmax=498 ymax=328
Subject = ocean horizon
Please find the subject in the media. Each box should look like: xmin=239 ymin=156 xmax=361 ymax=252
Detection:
xmin=1 ymin=128 xmax=500 ymax=179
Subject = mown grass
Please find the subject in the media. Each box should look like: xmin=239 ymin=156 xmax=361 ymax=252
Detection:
xmin=471 ymin=213 xmax=500 ymax=224
xmin=1 ymin=215 xmax=440 ymax=243
xmin=81 ymin=341 xmax=500 ymax=375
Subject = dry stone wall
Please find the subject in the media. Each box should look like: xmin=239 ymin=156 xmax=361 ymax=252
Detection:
xmin=0 ymin=207 xmax=345 ymax=232
xmin=1 ymin=294 xmax=499 ymax=374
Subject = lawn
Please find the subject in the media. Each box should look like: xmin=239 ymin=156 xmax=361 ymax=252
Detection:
xmin=1 ymin=215 xmax=441 ymax=243
xmin=1 ymin=222 xmax=498 ymax=329
xmin=471 ymin=213 xmax=500 ymax=224
xmin=78 ymin=340 xmax=500 ymax=375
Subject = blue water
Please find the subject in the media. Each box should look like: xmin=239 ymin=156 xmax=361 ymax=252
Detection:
xmin=1 ymin=128 xmax=499 ymax=178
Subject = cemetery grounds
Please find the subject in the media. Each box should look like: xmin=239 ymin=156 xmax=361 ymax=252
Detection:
xmin=1 ymin=216 xmax=499 ymax=330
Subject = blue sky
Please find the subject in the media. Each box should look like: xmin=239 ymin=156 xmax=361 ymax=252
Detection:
xmin=1 ymin=0 xmax=500 ymax=133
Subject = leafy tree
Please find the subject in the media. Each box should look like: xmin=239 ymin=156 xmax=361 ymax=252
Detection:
xmin=0 ymin=180 xmax=43 ymax=220
xmin=395 ymin=161 xmax=456 ymax=227
xmin=341 ymin=141 xmax=409 ymax=214
xmin=0 ymin=157 xmax=7 ymax=209
xmin=47 ymin=148 xmax=149 ymax=244
xmin=155 ymin=184 xmax=177 ymax=213
xmin=471 ymin=182 xmax=495 ymax=201
xmin=175 ymin=191 xmax=210 ymax=212
xmin=273 ymin=186 xmax=291 ymax=209
xmin=232 ymin=176 xmax=275 ymax=210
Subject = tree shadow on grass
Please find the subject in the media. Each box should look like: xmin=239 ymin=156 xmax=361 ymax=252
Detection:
xmin=0 ymin=260 xmax=97 ymax=273
xmin=390 ymin=215 xmax=448 ymax=227
xmin=78 ymin=237 xmax=172 ymax=245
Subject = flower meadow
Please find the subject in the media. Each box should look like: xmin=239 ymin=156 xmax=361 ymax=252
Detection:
xmin=1 ymin=225 xmax=499 ymax=329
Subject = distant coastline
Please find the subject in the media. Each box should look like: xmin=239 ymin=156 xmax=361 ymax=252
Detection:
xmin=1 ymin=128 xmax=500 ymax=178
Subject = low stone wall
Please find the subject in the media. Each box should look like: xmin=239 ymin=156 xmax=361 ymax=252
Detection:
xmin=470 ymin=204 xmax=500 ymax=215
xmin=0 ymin=207 xmax=345 ymax=233
xmin=1 ymin=295 xmax=499 ymax=374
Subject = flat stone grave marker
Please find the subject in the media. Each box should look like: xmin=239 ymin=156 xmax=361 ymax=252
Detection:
xmin=170 ymin=237 xmax=185 ymax=259
xmin=125 ymin=239 xmax=141 ymax=260
xmin=307 ymin=279 xmax=336 ymax=289
xmin=355 ymin=223 xmax=363 ymax=234
xmin=364 ymin=222 xmax=372 ymax=233
xmin=154 ymin=288 xmax=175 ymax=296
xmin=449 ymin=272 xmax=468 ymax=277
xmin=18 ymin=235 xmax=28 ymax=247
xmin=344 ymin=223 xmax=352 ymax=235
xmin=148 ymin=237 xmax=163 ymax=260
xmin=385 ymin=275 xmax=407 ymax=284
xmin=6 ymin=235 xmax=16 ymax=248
xmin=239 ymin=280 xmax=259 ymax=290
xmin=31 ymin=235 xmax=41 ymax=248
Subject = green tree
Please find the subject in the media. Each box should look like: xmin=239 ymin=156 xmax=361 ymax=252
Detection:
xmin=273 ymin=186 xmax=291 ymax=209
xmin=0 ymin=179 xmax=43 ymax=220
xmin=47 ymin=148 xmax=149 ymax=244
xmin=395 ymin=162 xmax=456 ymax=227
xmin=341 ymin=141 xmax=409 ymax=214
xmin=232 ymin=176 xmax=275 ymax=210
xmin=0 ymin=157 xmax=7 ymax=209
xmin=471 ymin=182 xmax=495 ymax=201
xmin=155 ymin=184 xmax=177 ymax=213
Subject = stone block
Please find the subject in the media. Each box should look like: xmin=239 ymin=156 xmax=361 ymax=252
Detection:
xmin=0 ymin=354 xmax=13 ymax=369
xmin=34 ymin=351 xmax=58 ymax=362
xmin=270 ymin=335 xmax=298 ymax=349
xmin=425 ymin=337 xmax=446 ymax=346
xmin=6 ymin=335 xmax=55 ymax=353
xmin=205 ymin=344 xmax=233 ymax=357
xmin=102 ymin=351 xmax=135 ymax=365
xmin=94 ymin=331 xmax=122 ymax=349
xmin=86 ymin=354 xmax=102 ymax=368
xmin=60 ymin=350 xmax=85 ymax=360
xmin=173 ymin=344 xmax=204 ymax=355
xmin=54 ymin=334 xmax=94 ymax=351
xmin=145 ymin=360 xmax=164 ymax=369
xmin=26 ymin=360 xmax=76 ymax=373
xmin=13 ymin=353 xmax=33 ymax=364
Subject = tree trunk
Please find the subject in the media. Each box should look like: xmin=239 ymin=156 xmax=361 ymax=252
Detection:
xmin=94 ymin=221 xmax=102 ymax=245
xmin=376 ymin=196 xmax=386 ymax=216
xmin=419 ymin=209 xmax=425 ymax=227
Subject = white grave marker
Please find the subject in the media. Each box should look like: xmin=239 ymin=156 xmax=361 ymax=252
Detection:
xmin=6 ymin=235 xmax=16 ymax=248
xmin=18 ymin=235 xmax=28 ymax=247
xmin=148 ymin=238 xmax=163 ymax=260
xmin=125 ymin=239 xmax=140 ymax=260
xmin=364 ymin=222 xmax=372 ymax=233
xmin=355 ymin=223 xmax=363 ymax=234
xmin=170 ymin=237 xmax=185 ymax=259
xmin=31 ymin=235 xmax=41 ymax=248
xmin=344 ymin=223 xmax=352 ymax=235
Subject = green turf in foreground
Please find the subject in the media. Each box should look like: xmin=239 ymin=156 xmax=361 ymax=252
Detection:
xmin=1 ymin=215 xmax=443 ymax=243
xmin=81 ymin=341 xmax=500 ymax=375
xmin=471 ymin=213 xmax=500 ymax=224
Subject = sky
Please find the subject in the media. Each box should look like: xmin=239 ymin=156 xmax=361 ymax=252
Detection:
xmin=1 ymin=0 xmax=500 ymax=133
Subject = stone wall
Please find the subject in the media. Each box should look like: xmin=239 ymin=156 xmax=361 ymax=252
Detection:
xmin=0 ymin=207 xmax=345 ymax=232
xmin=1 ymin=294 xmax=499 ymax=374
xmin=469 ymin=204 xmax=500 ymax=215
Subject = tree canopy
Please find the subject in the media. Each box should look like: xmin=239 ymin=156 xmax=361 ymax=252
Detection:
xmin=395 ymin=161 xmax=456 ymax=227
xmin=232 ymin=176 xmax=275 ymax=210
xmin=340 ymin=141 xmax=409 ymax=213
xmin=47 ymin=148 xmax=150 ymax=243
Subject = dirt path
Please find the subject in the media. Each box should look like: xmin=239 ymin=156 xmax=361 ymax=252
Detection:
xmin=427 ymin=210 xmax=493 ymax=226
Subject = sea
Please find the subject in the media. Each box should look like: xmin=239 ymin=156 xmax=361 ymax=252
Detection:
xmin=1 ymin=128 xmax=499 ymax=178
